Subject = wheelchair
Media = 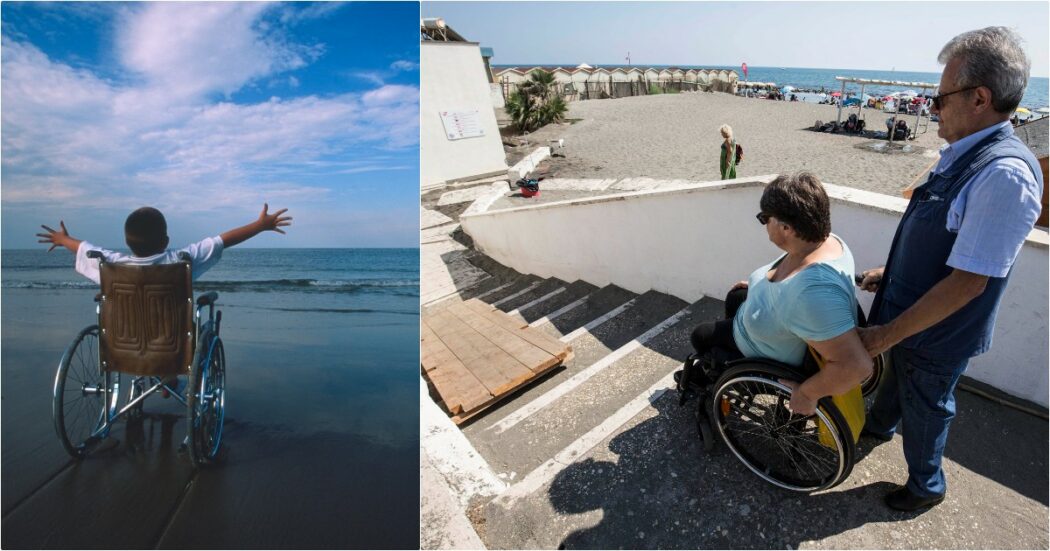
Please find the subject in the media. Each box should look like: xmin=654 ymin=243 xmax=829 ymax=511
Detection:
xmin=676 ymin=297 xmax=887 ymax=492
xmin=51 ymin=252 xmax=226 ymax=467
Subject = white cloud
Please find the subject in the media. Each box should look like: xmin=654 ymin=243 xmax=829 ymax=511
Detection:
xmin=1 ymin=6 xmax=418 ymax=212
xmin=117 ymin=3 xmax=321 ymax=100
xmin=390 ymin=60 xmax=418 ymax=72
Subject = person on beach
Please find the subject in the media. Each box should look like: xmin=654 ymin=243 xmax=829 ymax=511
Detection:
xmin=37 ymin=204 xmax=292 ymax=393
xmin=677 ymin=172 xmax=872 ymax=416
xmin=38 ymin=204 xmax=293 ymax=284
xmin=857 ymin=27 xmax=1043 ymax=512
xmin=719 ymin=124 xmax=740 ymax=180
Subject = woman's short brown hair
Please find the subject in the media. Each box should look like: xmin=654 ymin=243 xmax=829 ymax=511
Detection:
xmin=759 ymin=172 xmax=831 ymax=243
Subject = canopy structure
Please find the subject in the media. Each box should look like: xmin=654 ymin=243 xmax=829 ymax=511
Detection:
xmin=834 ymin=76 xmax=939 ymax=142
xmin=739 ymin=81 xmax=778 ymax=89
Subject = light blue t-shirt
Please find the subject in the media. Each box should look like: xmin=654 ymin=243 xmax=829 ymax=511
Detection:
xmin=732 ymin=234 xmax=857 ymax=365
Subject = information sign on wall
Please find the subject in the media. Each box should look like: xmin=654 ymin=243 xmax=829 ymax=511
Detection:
xmin=439 ymin=109 xmax=484 ymax=140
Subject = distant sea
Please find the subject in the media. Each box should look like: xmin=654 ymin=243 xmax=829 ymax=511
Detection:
xmin=497 ymin=64 xmax=1050 ymax=109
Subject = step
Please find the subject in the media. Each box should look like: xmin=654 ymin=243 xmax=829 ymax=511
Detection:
xmin=516 ymin=280 xmax=599 ymax=325
xmin=462 ymin=293 xmax=710 ymax=476
xmin=466 ymin=274 xmax=535 ymax=304
xmin=535 ymin=285 xmax=637 ymax=340
xmin=495 ymin=278 xmax=567 ymax=314
xmin=465 ymin=253 xmax=524 ymax=283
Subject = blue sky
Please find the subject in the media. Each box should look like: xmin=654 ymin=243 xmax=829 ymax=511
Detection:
xmin=2 ymin=2 xmax=419 ymax=249
xmin=424 ymin=2 xmax=1049 ymax=77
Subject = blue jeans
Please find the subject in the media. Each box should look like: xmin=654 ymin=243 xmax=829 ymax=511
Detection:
xmin=866 ymin=346 xmax=968 ymax=497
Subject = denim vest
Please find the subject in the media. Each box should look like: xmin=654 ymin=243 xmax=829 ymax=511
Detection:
xmin=870 ymin=124 xmax=1041 ymax=359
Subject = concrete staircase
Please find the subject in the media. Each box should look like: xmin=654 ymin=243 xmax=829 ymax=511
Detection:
xmin=423 ymin=250 xmax=733 ymax=546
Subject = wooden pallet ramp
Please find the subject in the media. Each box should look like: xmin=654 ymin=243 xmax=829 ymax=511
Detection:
xmin=422 ymin=298 xmax=573 ymax=424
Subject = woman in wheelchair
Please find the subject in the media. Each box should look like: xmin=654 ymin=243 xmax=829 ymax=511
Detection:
xmin=676 ymin=172 xmax=874 ymax=491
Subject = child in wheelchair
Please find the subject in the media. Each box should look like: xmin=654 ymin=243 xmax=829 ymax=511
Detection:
xmin=38 ymin=203 xmax=292 ymax=394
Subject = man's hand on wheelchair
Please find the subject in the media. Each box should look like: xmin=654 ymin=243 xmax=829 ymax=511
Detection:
xmin=779 ymin=379 xmax=817 ymax=416
xmin=257 ymin=203 xmax=293 ymax=234
xmin=36 ymin=221 xmax=80 ymax=253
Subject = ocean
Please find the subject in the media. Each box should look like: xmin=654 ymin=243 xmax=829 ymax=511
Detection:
xmin=1 ymin=247 xmax=420 ymax=547
xmin=706 ymin=66 xmax=1046 ymax=109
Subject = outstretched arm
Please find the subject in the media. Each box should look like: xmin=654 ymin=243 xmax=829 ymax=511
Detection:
xmin=219 ymin=203 xmax=293 ymax=249
xmin=37 ymin=221 xmax=82 ymax=253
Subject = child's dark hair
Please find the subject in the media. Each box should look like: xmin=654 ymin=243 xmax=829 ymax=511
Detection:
xmin=124 ymin=207 xmax=168 ymax=256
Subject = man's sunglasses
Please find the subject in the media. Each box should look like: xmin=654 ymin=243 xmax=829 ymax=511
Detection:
xmin=756 ymin=212 xmax=771 ymax=225
xmin=931 ymin=86 xmax=979 ymax=110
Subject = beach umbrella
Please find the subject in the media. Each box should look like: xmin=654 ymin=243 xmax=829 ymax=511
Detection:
xmin=1037 ymin=107 xmax=1050 ymax=114
xmin=831 ymin=92 xmax=841 ymax=97
xmin=1015 ymin=107 xmax=1031 ymax=115
xmin=783 ymin=85 xmax=796 ymax=91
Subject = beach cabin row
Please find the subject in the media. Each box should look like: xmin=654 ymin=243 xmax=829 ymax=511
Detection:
xmin=494 ymin=65 xmax=739 ymax=100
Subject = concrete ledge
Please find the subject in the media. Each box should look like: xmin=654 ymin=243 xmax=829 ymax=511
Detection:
xmin=462 ymin=182 xmax=510 ymax=217
xmin=508 ymin=146 xmax=551 ymax=181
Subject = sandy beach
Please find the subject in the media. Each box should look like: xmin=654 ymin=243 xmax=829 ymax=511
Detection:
xmin=525 ymin=92 xmax=947 ymax=197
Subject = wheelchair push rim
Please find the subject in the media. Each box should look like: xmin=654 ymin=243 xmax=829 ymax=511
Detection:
xmin=860 ymin=352 xmax=887 ymax=398
xmin=53 ymin=325 xmax=120 ymax=458
xmin=187 ymin=334 xmax=225 ymax=466
xmin=711 ymin=367 xmax=853 ymax=492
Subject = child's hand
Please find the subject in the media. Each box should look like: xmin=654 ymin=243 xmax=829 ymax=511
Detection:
xmin=36 ymin=221 xmax=81 ymax=253
xmin=257 ymin=203 xmax=292 ymax=234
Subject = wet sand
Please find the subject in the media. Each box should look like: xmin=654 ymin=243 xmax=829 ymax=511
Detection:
xmin=531 ymin=92 xmax=946 ymax=196
xmin=1 ymin=287 xmax=419 ymax=549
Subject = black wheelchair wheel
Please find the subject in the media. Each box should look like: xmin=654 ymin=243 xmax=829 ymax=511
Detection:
xmin=860 ymin=352 xmax=888 ymax=399
xmin=187 ymin=332 xmax=226 ymax=467
xmin=52 ymin=325 xmax=120 ymax=458
xmin=711 ymin=363 xmax=855 ymax=492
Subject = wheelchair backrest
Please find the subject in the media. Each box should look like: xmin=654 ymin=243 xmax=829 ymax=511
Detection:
xmin=97 ymin=258 xmax=194 ymax=377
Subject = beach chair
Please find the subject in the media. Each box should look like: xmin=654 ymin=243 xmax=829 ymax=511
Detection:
xmin=675 ymin=287 xmax=886 ymax=492
xmin=52 ymin=252 xmax=226 ymax=467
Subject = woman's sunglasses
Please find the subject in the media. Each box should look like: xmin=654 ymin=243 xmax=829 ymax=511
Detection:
xmin=756 ymin=212 xmax=771 ymax=225
xmin=931 ymin=86 xmax=979 ymax=110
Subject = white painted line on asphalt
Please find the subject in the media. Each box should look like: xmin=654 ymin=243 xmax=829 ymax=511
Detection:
xmin=489 ymin=305 xmax=692 ymax=434
xmin=472 ymin=281 xmax=516 ymax=301
xmin=528 ymin=294 xmax=591 ymax=328
xmin=559 ymin=298 xmax=637 ymax=343
xmin=494 ymin=370 xmax=676 ymax=506
xmin=420 ymin=377 xmax=506 ymax=508
xmin=507 ymin=287 xmax=565 ymax=318
xmin=491 ymin=281 xmax=543 ymax=307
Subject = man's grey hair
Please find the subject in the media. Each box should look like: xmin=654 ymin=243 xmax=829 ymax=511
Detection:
xmin=938 ymin=26 xmax=1030 ymax=113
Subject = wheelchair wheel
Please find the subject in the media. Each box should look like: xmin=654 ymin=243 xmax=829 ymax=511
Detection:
xmin=53 ymin=325 xmax=120 ymax=458
xmin=187 ymin=332 xmax=225 ymax=467
xmin=860 ymin=352 xmax=887 ymax=398
xmin=711 ymin=363 xmax=855 ymax=492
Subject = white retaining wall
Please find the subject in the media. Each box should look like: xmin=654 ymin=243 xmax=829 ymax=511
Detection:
xmin=461 ymin=176 xmax=1049 ymax=407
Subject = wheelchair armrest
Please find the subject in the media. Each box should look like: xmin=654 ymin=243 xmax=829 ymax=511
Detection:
xmin=196 ymin=292 xmax=219 ymax=306
xmin=86 ymin=250 xmax=104 ymax=260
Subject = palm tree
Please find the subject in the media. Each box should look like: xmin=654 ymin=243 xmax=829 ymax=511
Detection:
xmin=506 ymin=69 xmax=567 ymax=132
xmin=505 ymin=88 xmax=537 ymax=132
xmin=526 ymin=70 xmax=556 ymax=101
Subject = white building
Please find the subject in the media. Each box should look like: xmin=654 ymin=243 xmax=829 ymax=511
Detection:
xmin=421 ymin=20 xmax=509 ymax=190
